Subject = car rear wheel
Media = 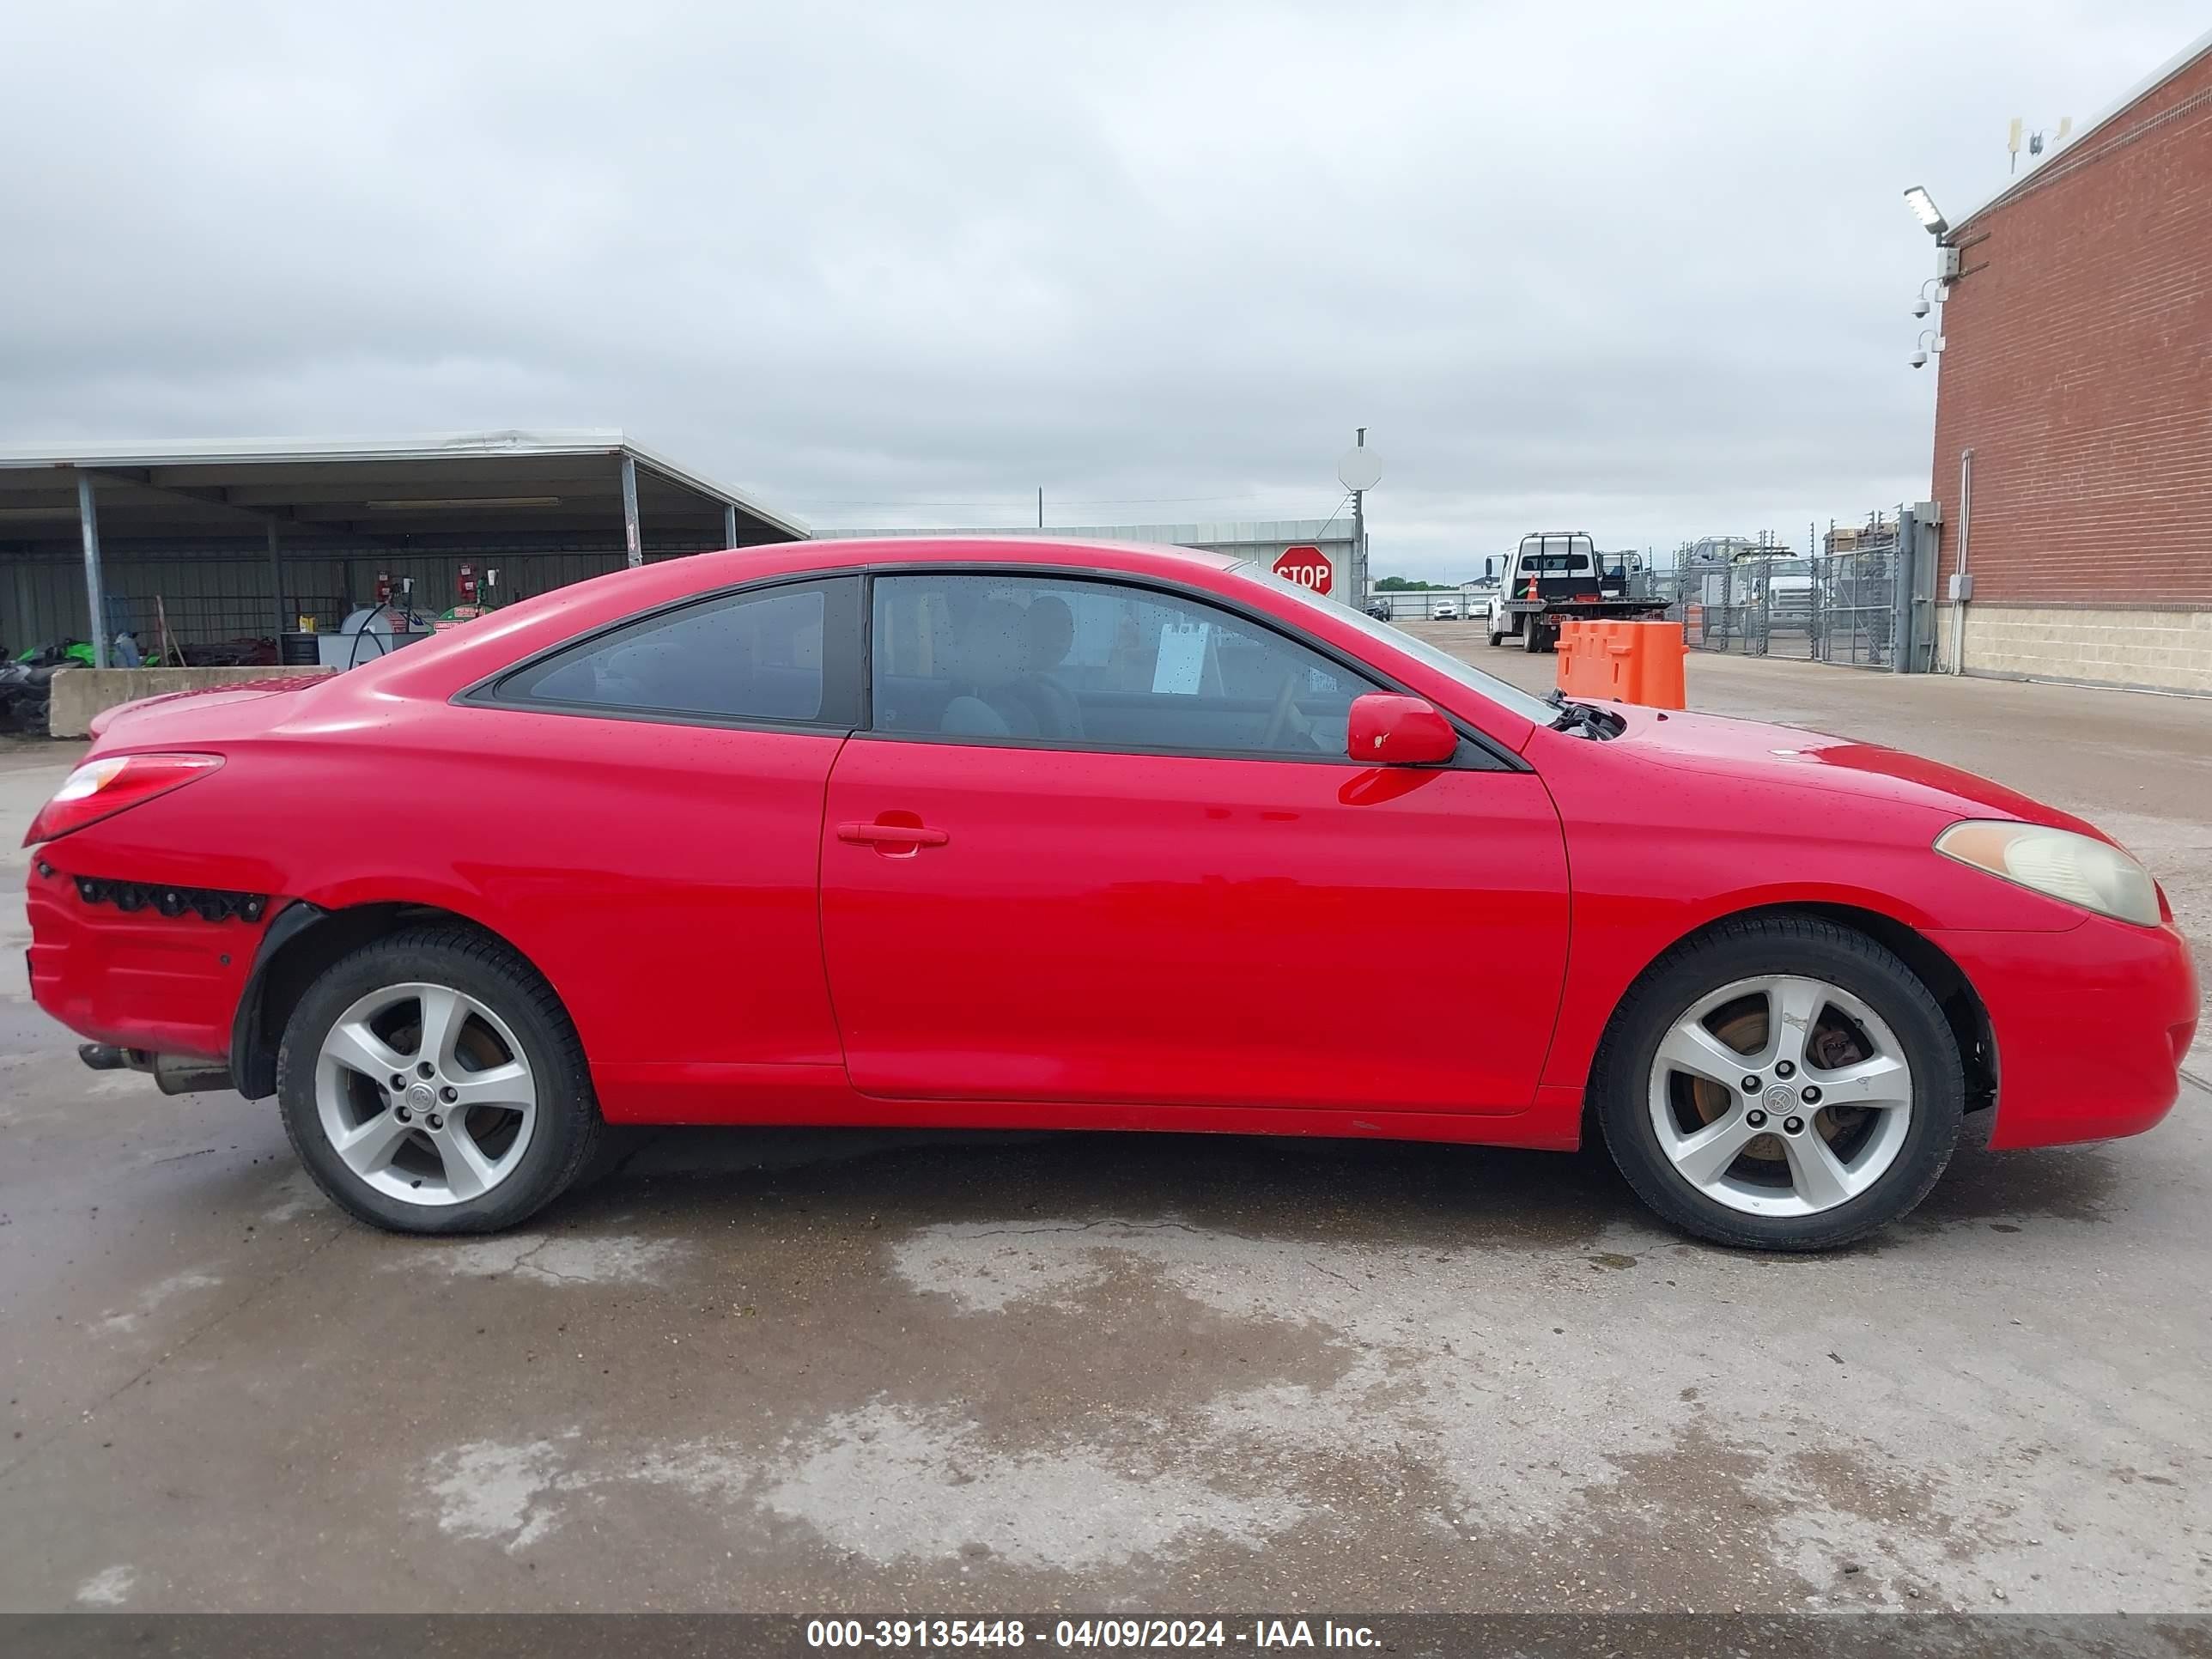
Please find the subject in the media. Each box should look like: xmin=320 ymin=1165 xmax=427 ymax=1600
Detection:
xmin=276 ymin=927 xmax=600 ymax=1234
xmin=1595 ymin=915 xmax=1963 ymax=1250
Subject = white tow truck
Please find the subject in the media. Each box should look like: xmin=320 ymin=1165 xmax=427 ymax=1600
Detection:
xmin=1480 ymin=532 xmax=1667 ymax=653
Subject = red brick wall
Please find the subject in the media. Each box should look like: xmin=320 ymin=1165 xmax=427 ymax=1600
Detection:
xmin=1930 ymin=48 xmax=2212 ymax=606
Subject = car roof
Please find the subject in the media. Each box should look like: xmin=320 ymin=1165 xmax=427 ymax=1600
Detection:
xmin=350 ymin=535 xmax=1261 ymax=690
xmin=345 ymin=527 xmax=1548 ymax=753
xmin=758 ymin=535 xmax=1245 ymax=574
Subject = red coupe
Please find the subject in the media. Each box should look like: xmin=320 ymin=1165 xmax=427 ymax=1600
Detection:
xmin=24 ymin=539 xmax=2197 ymax=1249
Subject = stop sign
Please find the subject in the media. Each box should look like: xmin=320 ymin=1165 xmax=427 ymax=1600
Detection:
xmin=1271 ymin=544 xmax=1334 ymax=596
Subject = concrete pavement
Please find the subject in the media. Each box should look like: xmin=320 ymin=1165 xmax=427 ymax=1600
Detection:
xmin=0 ymin=652 xmax=2205 ymax=1613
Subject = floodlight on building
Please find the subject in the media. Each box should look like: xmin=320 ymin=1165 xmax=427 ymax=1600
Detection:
xmin=1903 ymin=186 xmax=1948 ymax=238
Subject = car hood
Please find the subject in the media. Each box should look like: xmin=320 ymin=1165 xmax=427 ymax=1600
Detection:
xmin=1597 ymin=706 xmax=2106 ymax=839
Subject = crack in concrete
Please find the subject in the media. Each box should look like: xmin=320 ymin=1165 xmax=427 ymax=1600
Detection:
xmin=960 ymin=1218 xmax=1221 ymax=1240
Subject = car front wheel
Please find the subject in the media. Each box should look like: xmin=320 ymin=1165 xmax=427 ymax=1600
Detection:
xmin=1595 ymin=915 xmax=1964 ymax=1250
xmin=276 ymin=926 xmax=601 ymax=1234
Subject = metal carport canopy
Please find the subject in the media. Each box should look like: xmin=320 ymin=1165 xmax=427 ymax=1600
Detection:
xmin=0 ymin=428 xmax=809 ymax=665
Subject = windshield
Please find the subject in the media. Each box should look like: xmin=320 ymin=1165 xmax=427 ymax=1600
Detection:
xmin=1233 ymin=562 xmax=1559 ymax=726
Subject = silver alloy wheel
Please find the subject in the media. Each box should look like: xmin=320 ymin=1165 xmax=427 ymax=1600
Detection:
xmin=1646 ymin=974 xmax=1914 ymax=1218
xmin=313 ymin=981 xmax=538 ymax=1207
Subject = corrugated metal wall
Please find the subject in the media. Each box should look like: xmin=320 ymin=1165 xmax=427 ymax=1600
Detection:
xmin=3 ymin=536 xmax=729 ymax=653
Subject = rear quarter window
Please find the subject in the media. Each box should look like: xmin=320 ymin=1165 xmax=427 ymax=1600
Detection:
xmin=490 ymin=577 xmax=859 ymax=727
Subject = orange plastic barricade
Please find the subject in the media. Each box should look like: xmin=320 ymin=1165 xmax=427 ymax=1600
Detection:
xmin=1554 ymin=620 xmax=1688 ymax=710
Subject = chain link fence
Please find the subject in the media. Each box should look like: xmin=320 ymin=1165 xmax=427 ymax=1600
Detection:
xmin=1369 ymin=590 xmax=1478 ymax=621
xmin=1649 ymin=523 xmax=1905 ymax=668
xmin=1356 ymin=514 xmax=1931 ymax=671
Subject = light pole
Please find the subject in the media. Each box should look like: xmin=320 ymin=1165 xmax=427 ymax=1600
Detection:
xmin=1903 ymin=185 xmax=1968 ymax=673
xmin=1338 ymin=429 xmax=1382 ymax=607
xmin=1903 ymin=185 xmax=1948 ymax=240
xmin=1903 ymin=188 xmax=1961 ymax=364
xmin=1903 ymin=185 xmax=1961 ymax=280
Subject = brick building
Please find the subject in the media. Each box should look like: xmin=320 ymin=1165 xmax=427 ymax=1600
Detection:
xmin=1926 ymin=32 xmax=2211 ymax=694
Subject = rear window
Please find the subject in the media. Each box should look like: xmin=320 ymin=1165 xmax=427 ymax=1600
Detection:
xmin=492 ymin=578 xmax=859 ymax=727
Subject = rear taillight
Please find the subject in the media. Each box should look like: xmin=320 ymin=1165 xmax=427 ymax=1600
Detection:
xmin=24 ymin=753 xmax=223 ymax=846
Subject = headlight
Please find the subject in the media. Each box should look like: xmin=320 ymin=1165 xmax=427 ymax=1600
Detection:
xmin=1935 ymin=820 xmax=2162 ymax=927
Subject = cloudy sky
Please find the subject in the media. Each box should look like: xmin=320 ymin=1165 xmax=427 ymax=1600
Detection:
xmin=2 ymin=2 xmax=2201 ymax=580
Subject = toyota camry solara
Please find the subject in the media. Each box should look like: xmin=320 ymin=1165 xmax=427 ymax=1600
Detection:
xmin=25 ymin=539 xmax=2197 ymax=1249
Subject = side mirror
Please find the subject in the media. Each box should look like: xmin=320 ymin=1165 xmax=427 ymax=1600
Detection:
xmin=1346 ymin=692 xmax=1456 ymax=766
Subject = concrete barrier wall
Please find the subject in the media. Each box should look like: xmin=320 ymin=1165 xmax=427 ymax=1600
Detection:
xmin=47 ymin=666 xmax=336 ymax=740
xmin=1942 ymin=605 xmax=2212 ymax=696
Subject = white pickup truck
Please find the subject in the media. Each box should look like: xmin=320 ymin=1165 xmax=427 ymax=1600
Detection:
xmin=1481 ymin=532 xmax=1666 ymax=653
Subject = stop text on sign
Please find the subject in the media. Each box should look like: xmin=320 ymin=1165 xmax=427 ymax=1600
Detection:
xmin=1271 ymin=544 xmax=1334 ymax=595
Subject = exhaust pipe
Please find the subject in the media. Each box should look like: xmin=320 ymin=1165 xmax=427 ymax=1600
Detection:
xmin=154 ymin=1055 xmax=235 ymax=1096
xmin=77 ymin=1044 xmax=234 ymax=1095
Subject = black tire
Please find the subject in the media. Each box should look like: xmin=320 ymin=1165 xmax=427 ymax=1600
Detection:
xmin=276 ymin=926 xmax=601 ymax=1235
xmin=1522 ymin=620 xmax=1547 ymax=653
xmin=1487 ymin=629 xmax=1504 ymax=647
xmin=1593 ymin=915 xmax=1964 ymax=1251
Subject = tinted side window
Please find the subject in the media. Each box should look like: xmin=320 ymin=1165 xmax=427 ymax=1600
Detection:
xmin=499 ymin=578 xmax=858 ymax=726
xmin=870 ymin=573 xmax=1374 ymax=757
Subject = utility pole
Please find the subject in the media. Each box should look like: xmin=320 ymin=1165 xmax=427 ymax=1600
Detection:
xmin=1337 ymin=429 xmax=1382 ymax=609
xmin=269 ymin=521 xmax=286 ymax=637
xmin=1352 ymin=428 xmax=1366 ymax=605
xmin=619 ymin=453 xmax=643 ymax=568
xmin=76 ymin=472 xmax=108 ymax=669
xmin=1036 ymin=487 xmax=1043 ymax=529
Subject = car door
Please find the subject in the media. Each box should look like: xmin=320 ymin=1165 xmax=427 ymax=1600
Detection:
xmin=817 ymin=568 xmax=1570 ymax=1115
xmin=457 ymin=574 xmax=862 ymax=1121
